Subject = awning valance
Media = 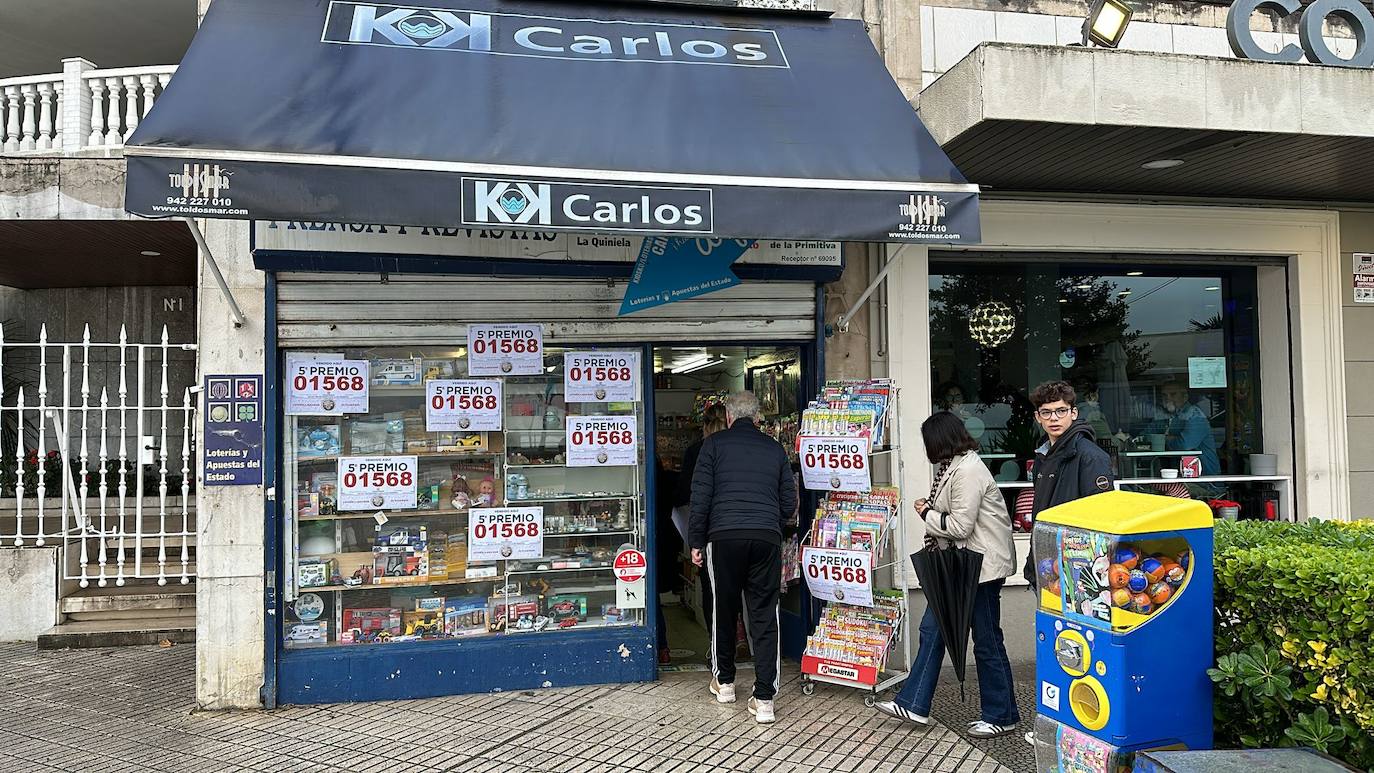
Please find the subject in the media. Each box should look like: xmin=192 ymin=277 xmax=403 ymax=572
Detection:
xmin=124 ymin=0 xmax=979 ymax=243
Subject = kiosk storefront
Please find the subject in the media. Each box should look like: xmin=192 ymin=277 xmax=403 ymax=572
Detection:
xmin=122 ymin=0 xmax=980 ymax=704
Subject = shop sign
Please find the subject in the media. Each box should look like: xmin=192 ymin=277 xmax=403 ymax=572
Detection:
xmin=254 ymin=222 xmax=841 ymax=267
xmin=286 ymin=357 xmax=369 ymax=415
xmin=565 ymin=415 xmax=638 ymax=467
xmin=799 ymin=436 xmax=871 ymax=492
xmin=1355 ymin=253 xmax=1374 ymax=303
xmin=336 ymin=455 xmax=418 ymax=511
xmin=467 ymin=323 xmax=544 ymax=376
xmin=425 ymin=379 xmax=503 ymax=431
xmin=462 ymin=178 xmax=713 ymax=234
xmin=468 ymin=507 xmax=545 ymax=560
xmin=564 ymin=351 xmax=640 ymax=402
xmin=613 ymin=548 xmax=647 ymax=583
xmin=801 ymin=546 xmax=874 ymax=607
xmin=619 ymin=237 xmax=752 ymax=315
xmin=202 ymin=374 xmax=263 ymax=486
xmin=615 ymin=548 xmax=648 ymax=610
xmin=1227 ymin=0 xmax=1374 ymax=68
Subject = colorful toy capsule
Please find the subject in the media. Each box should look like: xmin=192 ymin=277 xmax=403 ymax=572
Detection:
xmin=1112 ymin=588 xmax=1133 ymax=607
xmin=1113 ymin=546 xmax=1142 ymax=570
xmin=1177 ymin=551 xmax=1190 ymax=571
xmin=1148 ymin=581 xmax=1173 ymax=605
xmin=1164 ymin=564 xmax=1187 ymax=587
xmin=1130 ymin=592 xmax=1154 ymax=614
xmin=1038 ymin=557 xmax=1059 ymax=579
xmin=1108 ymin=564 xmax=1131 ymax=590
xmin=1127 ymin=569 xmax=1151 ymax=594
xmin=1141 ymin=557 xmax=1167 ymax=582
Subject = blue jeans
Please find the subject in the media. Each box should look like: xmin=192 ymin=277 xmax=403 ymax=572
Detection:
xmin=894 ymin=579 xmax=1020 ymax=726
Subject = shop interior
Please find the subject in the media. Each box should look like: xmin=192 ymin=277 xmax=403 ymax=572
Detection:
xmin=927 ymin=257 xmax=1288 ymax=524
xmin=650 ymin=345 xmax=806 ymax=669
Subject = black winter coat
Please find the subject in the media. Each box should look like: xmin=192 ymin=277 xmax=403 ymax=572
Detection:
xmin=688 ymin=419 xmax=797 ymax=549
xmin=1022 ymin=421 xmax=1114 ymax=583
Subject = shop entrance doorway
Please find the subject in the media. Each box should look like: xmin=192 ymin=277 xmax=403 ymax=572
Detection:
xmin=649 ymin=345 xmax=810 ymax=672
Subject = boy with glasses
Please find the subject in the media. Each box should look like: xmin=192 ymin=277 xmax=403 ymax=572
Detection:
xmin=1021 ymin=380 xmax=1114 ymax=584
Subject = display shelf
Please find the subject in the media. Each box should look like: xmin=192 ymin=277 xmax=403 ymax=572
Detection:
xmin=1116 ymin=474 xmax=1290 ymax=484
xmin=300 ymin=575 xmax=495 ymax=593
xmin=298 ymin=508 xmax=475 ymax=522
xmin=544 ymin=530 xmax=635 ymax=539
xmin=539 ymin=583 xmax=616 ymax=594
xmin=507 ymin=494 xmax=635 ymax=504
xmin=293 ymin=450 xmax=498 ymax=464
xmin=504 ymin=614 xmax=638 ymax=634
xmin=504 ymin=463 xmax=566 ymax=469
xmin=505 ymin=564 xmax=613 ymax=575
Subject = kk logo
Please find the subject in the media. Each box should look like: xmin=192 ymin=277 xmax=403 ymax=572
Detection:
xmin=472 ymin=180 xmax=550 ymax=225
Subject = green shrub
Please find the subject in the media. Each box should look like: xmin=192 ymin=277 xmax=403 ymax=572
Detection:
xmin=1211 ymin=519 xmax=1374 ymax=770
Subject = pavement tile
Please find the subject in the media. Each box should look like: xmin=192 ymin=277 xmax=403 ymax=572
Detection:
xmin=0 ymin=642 xmax=1015 ymax=773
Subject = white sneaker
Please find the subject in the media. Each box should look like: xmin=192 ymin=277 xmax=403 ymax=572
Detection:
xmin=748 ymin=697 xmax=776 ymax=724
xmin=873 ymin=700 xmax=930 ymax=725
xmin=967 ymin=721 xmax=1017 ymax=738
xmin=709 ymin=677 xmax=736 ymax=704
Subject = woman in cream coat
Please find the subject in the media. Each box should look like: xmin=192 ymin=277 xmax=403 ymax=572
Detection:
xmin=872 ymin=411 xmax=1020 ymax=738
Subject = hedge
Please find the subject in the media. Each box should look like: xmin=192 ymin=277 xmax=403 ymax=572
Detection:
xmin=1210 ymin=519 xmax=1374 ymax=770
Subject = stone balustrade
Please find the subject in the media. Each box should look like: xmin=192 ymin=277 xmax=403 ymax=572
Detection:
xmin=0 ymin=59 xmax=176 ymax=156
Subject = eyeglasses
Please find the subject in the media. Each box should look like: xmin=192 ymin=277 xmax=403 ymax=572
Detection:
xmin=1036 ymin=407 xmax=1074 ymax=420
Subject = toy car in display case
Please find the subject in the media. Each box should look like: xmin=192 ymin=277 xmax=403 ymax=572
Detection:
xmin=372 ymin=359 xmax=420 ymax=385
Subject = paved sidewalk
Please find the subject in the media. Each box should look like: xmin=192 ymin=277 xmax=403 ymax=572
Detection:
xmin=0 ymin=642 xmax=1023 ymax=773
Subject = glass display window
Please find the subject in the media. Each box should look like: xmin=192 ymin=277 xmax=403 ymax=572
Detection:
xmin=282 ymin=344 xmax=646 ymax=649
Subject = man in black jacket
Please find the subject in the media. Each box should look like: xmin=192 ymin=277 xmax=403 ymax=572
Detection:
xmin=689 ymin=391 xmax=797 ymax=725
xmin=1023 ymin=380 xmax=1114 ymax=583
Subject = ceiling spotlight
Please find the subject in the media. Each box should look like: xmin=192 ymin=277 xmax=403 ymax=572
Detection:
xmin=1205 ymin=286 xmax=1220 ymax=291
xmin=1126 ymin=271 xmax=1144 ymax=276
xmin=140 ymin=250 xmax=162 ymax=256
xmin=1075 ymin=284 xmax=1093 ymax=290
xmin=1118 ymin=290 xmax=1133 ymax=296
xmin=1083 ymin=0 xmax=1133 ymax=48
xmin=1058 ymin=299 xmax=1069 ymax=304
xmin=1141 ymin=159 xmax=1185 ymax=170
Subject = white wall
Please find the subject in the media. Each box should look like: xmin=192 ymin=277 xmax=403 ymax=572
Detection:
xmin=888 ymin=201 xmax=1350 ymax=548
xmin=918 ymin=5 xmax=1361 ymax=91
xmin=1340 ymin=211 xmax=1374 ymax=520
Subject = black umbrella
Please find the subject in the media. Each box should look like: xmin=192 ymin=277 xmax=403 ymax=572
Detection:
xmin=910 ymin=543 xmax=984 ymax=700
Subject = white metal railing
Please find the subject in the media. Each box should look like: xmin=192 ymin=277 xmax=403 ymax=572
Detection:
xmin=0 ymin=324 xmax=198 ymax=587
xmin=0 ymin=61 xmax=176 ymax=155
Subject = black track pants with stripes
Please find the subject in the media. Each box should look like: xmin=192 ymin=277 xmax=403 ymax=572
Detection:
xmin=706 ymin=539 xmax=781 ymax=700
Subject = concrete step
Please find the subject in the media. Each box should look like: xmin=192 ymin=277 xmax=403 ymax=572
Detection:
xmin=60 ymin=582 xmax=196 ymax=615
xmin=37 ymin=613 xmax=195 ymax=649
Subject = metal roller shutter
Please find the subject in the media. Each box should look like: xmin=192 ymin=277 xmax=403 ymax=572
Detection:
xmin=275 ymin=272 xmax=818 ymax=347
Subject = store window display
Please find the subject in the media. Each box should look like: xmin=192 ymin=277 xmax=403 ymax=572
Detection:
xmin=282 ymin=345 xmax=646 ymax=648
xmin=928 ymin=258 xmax=1273 ymax=522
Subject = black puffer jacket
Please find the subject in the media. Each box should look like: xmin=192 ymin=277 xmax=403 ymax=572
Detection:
xmin=688 ymin=419 xmax=797 ymax=549
xmin=1022 ymin=421 xmax=1114 ymax=583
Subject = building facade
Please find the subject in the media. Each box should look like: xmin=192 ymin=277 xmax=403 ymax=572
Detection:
xmin=2 ymin=0 xmax=1370 ymax=711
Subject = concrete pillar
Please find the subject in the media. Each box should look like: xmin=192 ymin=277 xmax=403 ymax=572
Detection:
xmin=823 ymin=243 xmax=874 ymax=382
xmin=60 ymin=57 xmax=95 ymax=153
xmin=194 ymin=218 xmax=267 ymax=709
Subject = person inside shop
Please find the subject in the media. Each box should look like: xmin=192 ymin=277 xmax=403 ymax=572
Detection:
xmin=1158 ymin=380 xmax=1220 ymax=477
xmin=688 ymin=391 xmax=796 ymax=726
xmin=672 ymin=403 xmax=730 ymax=642
xmin=934 ymin=381 xmax=971 ymax=417
xmin=872 ymin=411 xmax=1020 ymax=738
xmin=1021 ymin=380 xmax=1114 ymax=585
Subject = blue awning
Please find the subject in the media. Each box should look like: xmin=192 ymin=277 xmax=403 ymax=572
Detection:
xmin=124 ymin=0 xmax=979 ymax=243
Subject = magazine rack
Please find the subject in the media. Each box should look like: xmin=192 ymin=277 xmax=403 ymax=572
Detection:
xmin=797 ymin=385 xmax=911 ymax=705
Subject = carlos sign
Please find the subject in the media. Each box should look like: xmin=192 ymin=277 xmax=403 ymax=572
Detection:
xmin=1227 ymin=0 xmax=1373 ymax=68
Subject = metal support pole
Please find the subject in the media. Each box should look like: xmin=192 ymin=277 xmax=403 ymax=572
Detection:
xmin=182 ymin=216 xmax=247 ymax=328
xmin=834 ymin=245 xmax=898 ymax=334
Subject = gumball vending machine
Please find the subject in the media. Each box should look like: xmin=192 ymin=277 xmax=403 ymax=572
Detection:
xmin=1031 ymin=491 xmax=1213 ymax=773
